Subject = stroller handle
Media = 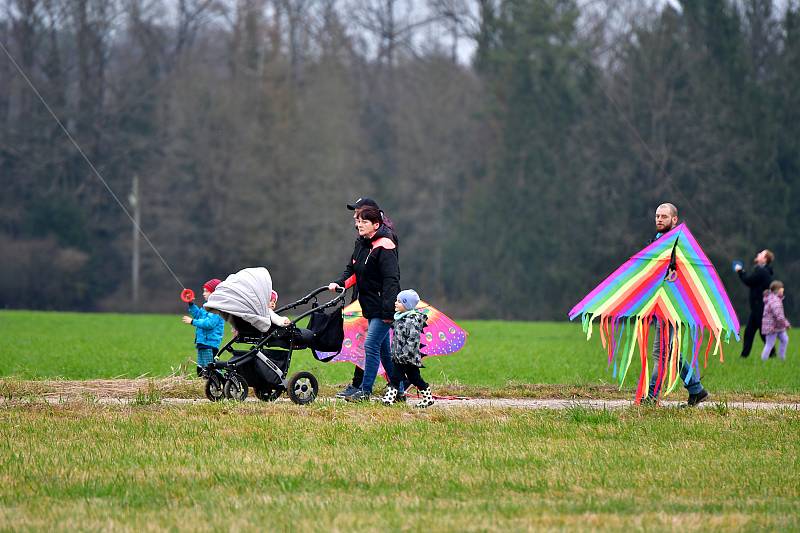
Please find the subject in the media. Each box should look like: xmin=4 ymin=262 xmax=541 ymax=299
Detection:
xmin=275 ymin=285 xmax=346 ymax=316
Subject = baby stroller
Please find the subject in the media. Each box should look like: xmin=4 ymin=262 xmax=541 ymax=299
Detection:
xmin=201 ymin=267 xmax=345 ymax=405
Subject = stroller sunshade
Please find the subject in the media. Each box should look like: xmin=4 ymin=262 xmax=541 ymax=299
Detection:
xmin=204 ymin=267 xmax=274 ymax=332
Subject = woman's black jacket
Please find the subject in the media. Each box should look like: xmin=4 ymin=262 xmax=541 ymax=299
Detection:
xmin=334 ymin=225 xmax=400 ymax=321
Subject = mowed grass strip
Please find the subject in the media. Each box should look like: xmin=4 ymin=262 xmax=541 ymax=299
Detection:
xmin=0 ymin=402 xmax=798 ymax=531
xmin=2 ymin=310 xmax=799 ymax=397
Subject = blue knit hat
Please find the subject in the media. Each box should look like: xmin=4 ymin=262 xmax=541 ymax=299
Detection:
xmin=397 ymin=289 xmax=420 ymax=310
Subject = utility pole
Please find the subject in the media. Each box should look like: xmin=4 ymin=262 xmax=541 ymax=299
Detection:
xmin=130 ymin=175 xmax=141 ymax=309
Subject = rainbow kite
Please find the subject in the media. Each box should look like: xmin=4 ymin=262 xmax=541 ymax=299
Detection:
xmin=569 ymin=224 xmax=739 ymax=401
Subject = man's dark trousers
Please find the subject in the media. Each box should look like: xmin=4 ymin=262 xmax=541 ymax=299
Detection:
xmin=741 ymin=305 xmax=767 ymax=358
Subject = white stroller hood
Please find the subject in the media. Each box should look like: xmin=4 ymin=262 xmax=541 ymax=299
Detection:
xmin=204 ymin=267 xmax=273 ymax=332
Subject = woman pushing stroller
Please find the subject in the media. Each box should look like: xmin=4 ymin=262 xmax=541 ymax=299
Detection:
xmin=329 ymin=204 xmax=401 ymax=402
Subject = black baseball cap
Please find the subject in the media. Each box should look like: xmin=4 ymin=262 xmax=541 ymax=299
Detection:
xmin=347 ymin=197 xmax=380 ymax=210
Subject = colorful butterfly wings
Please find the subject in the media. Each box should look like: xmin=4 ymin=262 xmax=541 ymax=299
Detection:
xmin=317 ymin=300 xmax=468 ymax=370
xmin=416 ymin=303 xmax=468 ymax=356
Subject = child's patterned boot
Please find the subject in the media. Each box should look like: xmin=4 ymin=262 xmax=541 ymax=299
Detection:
xmin=381 ymin=386 xmax=399 ymax=406
xmin=415 ymin=387 xmax=434 ymax=408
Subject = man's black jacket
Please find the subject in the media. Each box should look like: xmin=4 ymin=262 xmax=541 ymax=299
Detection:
xmin=738 ymin=264 xmax=774 ymax=309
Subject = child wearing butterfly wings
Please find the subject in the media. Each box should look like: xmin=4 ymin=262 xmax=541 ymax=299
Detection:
xmin=381 ymin=289 xmax=434 ymax=408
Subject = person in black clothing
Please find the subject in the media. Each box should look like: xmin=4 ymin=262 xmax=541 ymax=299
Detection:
xmin=329 ymin=204 xmax=401 ymax=402
xmin=735 ymin=249 xmax=775 ymax=358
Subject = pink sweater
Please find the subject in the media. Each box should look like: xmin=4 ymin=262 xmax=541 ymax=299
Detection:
xmin=762 ymin=292 xmax=791 ymax=335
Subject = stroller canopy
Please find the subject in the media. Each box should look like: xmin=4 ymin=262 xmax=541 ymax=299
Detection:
xmin=205 ymin=267 xmax=274 ymax=332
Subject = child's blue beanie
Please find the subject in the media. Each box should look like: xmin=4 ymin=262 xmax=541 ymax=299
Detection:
xmin=397 ymin=289 xmax=420 ymax=310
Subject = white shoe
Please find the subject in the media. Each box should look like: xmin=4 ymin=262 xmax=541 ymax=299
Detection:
xmin=381 ymin=386 xmax=399 ymax=406
xmin=415 ymin=387 xmax=434 ymax=408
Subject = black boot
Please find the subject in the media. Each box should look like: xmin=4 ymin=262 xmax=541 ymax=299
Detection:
xmin=687 ymin=389 xmax=709 ymax=407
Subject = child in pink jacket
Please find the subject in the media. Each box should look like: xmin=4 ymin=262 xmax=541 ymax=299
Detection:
xmin=761 ymin=281 xmax=791 ymax=361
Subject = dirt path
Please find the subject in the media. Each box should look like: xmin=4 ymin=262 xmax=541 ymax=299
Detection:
xmin=129 ymin=397 xmax=800 ymax=410
xmin=430 ymin=397 xmax=800 ymax=410
xmin=1 ymin=379 xmax=798 ymax=410
xmin=3 ymin=396 xmax=800 ymax=410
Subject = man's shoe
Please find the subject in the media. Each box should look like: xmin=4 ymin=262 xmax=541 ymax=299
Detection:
xmin=687 ymin=389 xmax=709 ymax=407
xmin=345 ymin=390 xmax=371 ymax=403
xmin=336 ymin=384 xmax=359 ymax=399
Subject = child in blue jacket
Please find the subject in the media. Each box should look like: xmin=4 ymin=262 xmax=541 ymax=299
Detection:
xmin=181 ymin=278 xmax=225 ymax=374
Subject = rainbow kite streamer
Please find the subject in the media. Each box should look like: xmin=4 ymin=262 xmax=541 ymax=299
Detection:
xmin=568 ymin=224 xmax=740 ymax=401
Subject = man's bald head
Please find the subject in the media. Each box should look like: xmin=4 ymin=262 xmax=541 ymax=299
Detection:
xmin=655 ymin=203 xmax=678 ymax=233
xmin=657 ymin=203 xmax=678 ymax=217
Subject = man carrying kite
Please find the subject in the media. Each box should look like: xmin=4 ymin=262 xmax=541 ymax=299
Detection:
xmin=645 ymin=203 xmax=709 ymax=406
xmin=569 ymin=202 xmax=739 ymax=405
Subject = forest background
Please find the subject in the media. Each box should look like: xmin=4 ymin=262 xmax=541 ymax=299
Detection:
xmin=1 ymin=0 xmax=797 ymax=320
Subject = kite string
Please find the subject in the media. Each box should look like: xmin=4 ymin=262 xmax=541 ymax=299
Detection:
xmin=0 ymin=39 xmax=185 ymax=290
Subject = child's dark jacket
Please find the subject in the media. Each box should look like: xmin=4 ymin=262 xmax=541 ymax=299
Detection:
xmin=390 ymin=310 xmax=427 ymax=367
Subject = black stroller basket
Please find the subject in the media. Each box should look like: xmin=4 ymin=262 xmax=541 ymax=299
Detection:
xmin=202 ymin=286 xmax=346 ymax=404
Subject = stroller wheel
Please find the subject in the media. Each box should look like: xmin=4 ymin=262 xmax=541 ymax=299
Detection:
xmin=287 ymin=372 xmax=318 ymax=405
xmin=204 ymin=373 xmax=225 ymax=402
xmin=223 ymin=374 xmax=249 ymax=401
xmin=255 ymin=387 xmax=283 ymax=402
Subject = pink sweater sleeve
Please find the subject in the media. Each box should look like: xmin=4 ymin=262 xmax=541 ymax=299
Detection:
xmin=773 ymin=299 xmax=790 ymax=329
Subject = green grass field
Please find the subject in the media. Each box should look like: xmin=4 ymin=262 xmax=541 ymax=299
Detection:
xmin=1 ymin=402 xmax=798 ymax=531
xmin=1 ymin=310 xmax=798 ymax=397
xmin=2 ymin=310 xmax=799 ymax=531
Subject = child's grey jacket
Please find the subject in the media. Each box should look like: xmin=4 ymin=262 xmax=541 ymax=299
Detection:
xmin=390 ymin=311 xmax=427 ymax=367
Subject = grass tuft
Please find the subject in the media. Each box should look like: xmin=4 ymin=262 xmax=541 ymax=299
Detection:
xmin=711 ymin=400 xmax=731 ymax=417
xmin=566 ymin=405 xmax=619 ymax=425
xmin=131 ymin=381 xmax=162 ymax=406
